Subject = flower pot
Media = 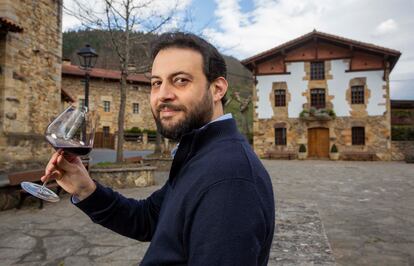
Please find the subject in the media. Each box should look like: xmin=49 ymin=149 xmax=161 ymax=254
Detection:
xmin=330 ymin=152 xmax=339 ymax=160
xmin=298 ymin=152 xmax=307 ymax=160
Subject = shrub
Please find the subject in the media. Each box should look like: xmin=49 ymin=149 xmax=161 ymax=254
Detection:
xmin=391 ymin=126 xmax=414 ymax=141
xmin=300 ymin=110 xmax=309 ymax=118
xmin=330 ymin=144 xmax=338 ymax=153
xmin=125 ymin=127 xmax=142 ymax=134
xmin=299 ymin=144 xmax=306 ymax=153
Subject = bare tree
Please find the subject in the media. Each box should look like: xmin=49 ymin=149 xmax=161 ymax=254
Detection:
xmin=64 ymin=0 xmax=188 ymax=162
xmin=225 ymin=91 xmax=251 ymax=136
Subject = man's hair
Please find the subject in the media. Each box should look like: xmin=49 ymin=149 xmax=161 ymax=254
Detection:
xmin=150 ymin=32 xmax=227 ymax=105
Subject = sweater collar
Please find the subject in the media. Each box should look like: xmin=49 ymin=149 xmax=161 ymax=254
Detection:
xmin=168 ymin=118 xmax=241 ymax=185
xmin=170 ymin=113 xmax=233 ymax=158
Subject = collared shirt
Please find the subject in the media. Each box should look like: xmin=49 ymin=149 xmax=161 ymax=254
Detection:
xmin=170 ymin=113 xmax=233 ymax=158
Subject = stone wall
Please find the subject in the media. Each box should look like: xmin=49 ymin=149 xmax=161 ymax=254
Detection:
xmin=0 ymin=0 xmax=62 ymax=170
xmin=391 ymin=141 xmax=414 ymax=161
xmin=90 ymin=167 xmax=156 ymax=188
xmin=61 ymin=74 xmax=156 ymax=134
xmin=255 ymin=116 xmax=391 ymax=160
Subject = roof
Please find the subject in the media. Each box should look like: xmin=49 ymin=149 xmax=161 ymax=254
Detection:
xmin=62 ymin=64 xmax=150 ymax=84
xmin=61 ymin=88 xmax=75 ymax=103
xmin=242 ymin=30 xmax=401 ymax=71
xmin=0 ymin=16 xmax=23 ymax=32
xmin=391 ymin=100 xmax=414 ymax=109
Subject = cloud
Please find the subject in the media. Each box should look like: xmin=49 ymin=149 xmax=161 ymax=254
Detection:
xmin=374 ymin=19 xmax=398 ymax=36
xmin=202 ymin=0 xmax=414 ymax=99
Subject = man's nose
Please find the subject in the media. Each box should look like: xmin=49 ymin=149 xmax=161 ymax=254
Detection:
xmin=158 ymin=82 xmax=175 ymax=102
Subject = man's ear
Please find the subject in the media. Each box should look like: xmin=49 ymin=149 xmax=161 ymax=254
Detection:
xmin=210 ymin=77 xmax=228 ymax=103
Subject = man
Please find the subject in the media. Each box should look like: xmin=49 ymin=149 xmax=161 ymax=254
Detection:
xmin=43 ymin=32 xmax=275 ymax=265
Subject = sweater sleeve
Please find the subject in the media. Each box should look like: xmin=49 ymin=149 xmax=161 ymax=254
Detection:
xmin=187 ymin=179 xmax=269 ymax=266
xmin=75 ymin=181 xmax=167 ymax=242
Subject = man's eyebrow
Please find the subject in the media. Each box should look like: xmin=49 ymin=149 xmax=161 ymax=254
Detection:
xmin=149 ymin=71 xmax=193 ymax=80
xmin=170 ymin=71 xmax=192 ymax=78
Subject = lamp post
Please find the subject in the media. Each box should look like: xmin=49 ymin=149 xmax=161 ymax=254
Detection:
xmin=77 ymin=44 xmax=98 ymax=109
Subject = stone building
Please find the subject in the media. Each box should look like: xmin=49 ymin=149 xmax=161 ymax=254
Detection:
xmin=62 ymin=62 xmax=155 ymax=149
xmin=0 ymin=0 xmax=63 ymax=169
xmin=242 ymin=30 xmax=401 ymax=160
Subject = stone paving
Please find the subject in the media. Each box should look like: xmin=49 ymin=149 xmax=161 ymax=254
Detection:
xmin=0 ymin=160 xmax=413 ymax=265
xmin=264 ymin=160 xmax=414 ymax=266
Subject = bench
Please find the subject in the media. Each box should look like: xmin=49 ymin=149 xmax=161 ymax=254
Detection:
xmin=1 ymin=157 xmax=90 ymax=209
xmin=265 ymin=150 xmax=296 ymax=160
xmin=123 ymin=156 xmax=144 ymax=164
xmin=4 ymin=169 xmax=62 ymax=209
xmin=341 ymin=152 xmax=376 ymax=161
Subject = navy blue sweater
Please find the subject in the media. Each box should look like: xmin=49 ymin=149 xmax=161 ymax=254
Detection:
xmin=76 ymin=118 xmax=275 ymax=265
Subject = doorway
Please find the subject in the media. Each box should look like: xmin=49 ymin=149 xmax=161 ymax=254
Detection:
xmin=308 ymin=128 xmax=330 ymax=158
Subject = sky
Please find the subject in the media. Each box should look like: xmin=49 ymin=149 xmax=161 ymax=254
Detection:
xmin=63 ymin=0 xmax=414 ymax=100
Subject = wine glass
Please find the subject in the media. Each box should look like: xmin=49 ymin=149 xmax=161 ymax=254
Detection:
xmin=20 ymin=104 xmax=97 ymax=202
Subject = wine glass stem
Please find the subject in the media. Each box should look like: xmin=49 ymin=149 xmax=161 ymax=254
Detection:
xmin=39 ymin=174 xmax=51 ymax=194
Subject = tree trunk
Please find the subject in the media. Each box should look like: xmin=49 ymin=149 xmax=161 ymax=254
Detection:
xmin=154 ymin=131 xmax=162 ymax=154
xmin=115 ymin=1 xmax=131 ymax=163
xmin=116 ymin=73 xmax=127 ymax=162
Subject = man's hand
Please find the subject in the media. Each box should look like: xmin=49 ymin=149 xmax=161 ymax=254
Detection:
xmin=40 ymin=150 xmax=96 ymax=201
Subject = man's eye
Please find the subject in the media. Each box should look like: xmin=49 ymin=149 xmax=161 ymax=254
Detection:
xmin=174 ymin=78 xmax=189 ymax=86
xmin=151 ymin=81 xmax=161 ymax=88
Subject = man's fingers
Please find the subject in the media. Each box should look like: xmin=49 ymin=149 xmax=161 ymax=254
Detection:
xmin=45 ymin=152 xmax=60 ymax=176
xmin=56 ymin=154 xmax=78 ymax=172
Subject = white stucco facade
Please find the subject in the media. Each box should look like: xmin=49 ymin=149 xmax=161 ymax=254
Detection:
xmin=256 ymin=60 xmax=387 ymax=119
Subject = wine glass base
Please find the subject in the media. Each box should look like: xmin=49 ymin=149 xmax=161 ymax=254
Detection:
xmin=20 ymin=182 xmax=60 ymax=203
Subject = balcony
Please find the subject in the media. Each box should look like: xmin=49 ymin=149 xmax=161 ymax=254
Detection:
xmin=299 ymin=108 xmax=336 ymax=121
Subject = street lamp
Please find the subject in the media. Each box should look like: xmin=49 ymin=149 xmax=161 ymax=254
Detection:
xmin=77 ymin=44 xmax=98 ymax=109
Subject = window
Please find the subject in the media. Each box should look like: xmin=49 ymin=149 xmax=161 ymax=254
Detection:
xmin=103 ymin=126 xmax=110 ymax=137
xmin=275 ymin=128 xmax=287 ymax=145
xmin=310 ymin=88 xmax=326 ymax=109
xmin=133 ymin=103 xmax=139 ymax=114
xmin=310 ymin=61 xmax=325 ymax=80
xmin=274 ymin=89 xmax=286 ymax=107
xmin=352 ymin=127 xmax=365 ymax=145
xmin=79 ymin=98 xmax=85 ymax=109
xmin=351 ymin=86 xmax=364 ymax=104
xmin=103 ymin=101 xmax=110 ymax=112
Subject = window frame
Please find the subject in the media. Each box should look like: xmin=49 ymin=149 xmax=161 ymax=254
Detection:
xmin=275 ymin=127 xmax=287 ymax=146
xmin=133 ymin=103 xmax=140 ymax=114
xmin=274 ymin=89 xmax=286 ymax=107
xmin=103 ymin=101 xmax=111 ymax=112
xmin=352 ymin=127 xmax=365 ymax=145
xmin=310 ymin=88 xmax=326 ymax=109
xmin=310 ymin=61 xmax=325 ymax=80
xmin=351 ymin=85 xmax=365 ymax=104
xmin=103 ymin=126 xmax=110 ymax=137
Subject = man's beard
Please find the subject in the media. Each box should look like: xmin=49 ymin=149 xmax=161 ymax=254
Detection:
xmin=152 ymin=89 xmax=214 ymax=141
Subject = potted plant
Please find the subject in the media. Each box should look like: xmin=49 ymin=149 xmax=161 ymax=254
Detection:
xmin=298 ymin=144 xmax=307 ymax=160
xmin=330 ymin=144 xmax=339 ymax=160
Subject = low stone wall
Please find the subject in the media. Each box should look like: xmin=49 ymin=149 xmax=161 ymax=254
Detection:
xmin=90 ymin=166 xmax=156 ymax=189
xmin=123 ymin=141 xmax=155 ymax=151
xmin=391 ymin=141 xmax=414 ymax=161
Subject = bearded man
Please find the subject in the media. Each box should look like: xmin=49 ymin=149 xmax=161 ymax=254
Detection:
xmin=42 ymin=32 xmax=275 ymax=265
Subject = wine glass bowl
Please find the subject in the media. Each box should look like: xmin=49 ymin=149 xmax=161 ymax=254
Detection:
xmin=20 ymin=104 xmax=98 ymax=202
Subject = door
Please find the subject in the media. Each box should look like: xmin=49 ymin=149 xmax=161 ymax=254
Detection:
xmin=95 ymin=127 xmax=115 ymax=149
xmin=308 ymin=128 xmax=329 ymax=158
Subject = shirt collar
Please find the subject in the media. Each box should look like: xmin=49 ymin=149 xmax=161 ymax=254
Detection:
xmin=170 ymin=113 xmax=233 ymax=158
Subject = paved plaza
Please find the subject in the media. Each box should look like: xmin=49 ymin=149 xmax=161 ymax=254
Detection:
xmin=0 ymin=160 xmax=413 ymax=265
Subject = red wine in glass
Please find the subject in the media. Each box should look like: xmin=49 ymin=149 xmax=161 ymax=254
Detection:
xmin=20 ymin=105 xmax=97 ymax=202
